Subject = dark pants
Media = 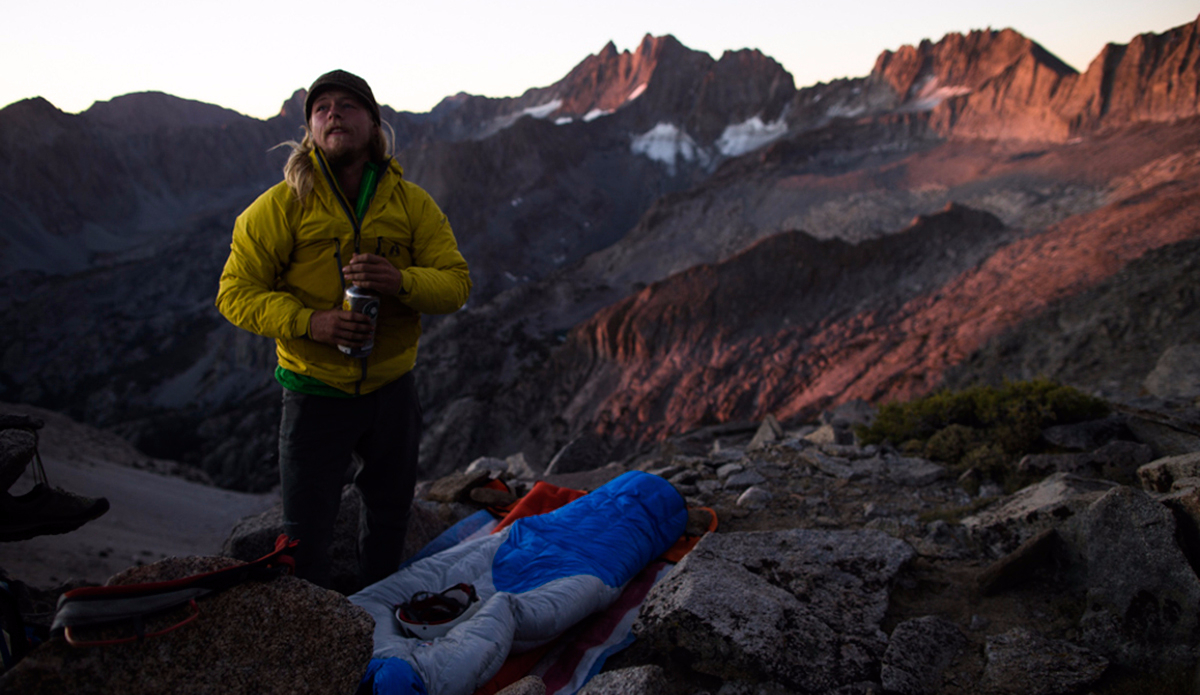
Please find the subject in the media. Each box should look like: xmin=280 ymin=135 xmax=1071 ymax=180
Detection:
xmin=278 ymin=372 xmax=421 ymax=589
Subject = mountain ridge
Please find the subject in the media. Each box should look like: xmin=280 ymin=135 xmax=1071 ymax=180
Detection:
xmin=1 ymin=16 xmax=1198 ymax=488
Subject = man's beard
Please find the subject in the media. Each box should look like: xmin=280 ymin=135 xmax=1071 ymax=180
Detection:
xmin=323 ymin=142 xmax=367 ymax=168
xmin=321 ymin=128 xmax=377 ymax=168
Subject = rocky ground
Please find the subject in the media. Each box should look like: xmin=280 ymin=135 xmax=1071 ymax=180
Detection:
xmin=5 ymin=387 xmax=1200 ymax=694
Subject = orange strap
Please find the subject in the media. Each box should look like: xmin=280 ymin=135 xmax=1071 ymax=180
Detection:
xmin=491 ymin=481 xmax=587 ymax=533
xmin=661 ymin=507 xmax=718 ymax=563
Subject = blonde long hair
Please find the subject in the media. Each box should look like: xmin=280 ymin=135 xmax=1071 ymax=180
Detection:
xmin=276 ymin=121 xmax=395 ymax=204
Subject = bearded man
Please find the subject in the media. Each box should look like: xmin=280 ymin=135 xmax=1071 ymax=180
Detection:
xmin=216 ymin=70 xmax=470 ymax=588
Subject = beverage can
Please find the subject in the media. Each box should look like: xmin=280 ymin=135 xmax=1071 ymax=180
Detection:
xmin=339 ymin=285 xmax=380 ymax=358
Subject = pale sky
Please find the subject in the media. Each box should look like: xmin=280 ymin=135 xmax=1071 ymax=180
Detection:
xmin=4 ymin=0 xmax=1196 ymax=120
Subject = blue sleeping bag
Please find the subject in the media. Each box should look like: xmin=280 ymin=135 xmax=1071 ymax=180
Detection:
xmin=351 ymin=471 xmax=687 ymax=695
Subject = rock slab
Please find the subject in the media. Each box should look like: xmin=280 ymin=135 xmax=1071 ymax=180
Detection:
xmin=633 ymin=528 xmax=914 ymax=693
xmin=979 ymin=628 xmax=1107 ymax=695
xmin=881 ymin=615 xmax=967 ymax=695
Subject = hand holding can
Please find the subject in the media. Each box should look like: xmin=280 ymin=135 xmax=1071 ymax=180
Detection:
xmin=339 ymin=285 xmax=380 ymax=358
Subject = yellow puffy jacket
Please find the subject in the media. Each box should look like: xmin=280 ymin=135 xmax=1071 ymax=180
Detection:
xmin=216 ymin=151 xmax=471 ymax=395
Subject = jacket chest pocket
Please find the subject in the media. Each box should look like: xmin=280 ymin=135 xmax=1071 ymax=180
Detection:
xmin=286 ymin=223 xmax=350 ymax=307
xmin=362 ymin=215 xmax=414 ymax=269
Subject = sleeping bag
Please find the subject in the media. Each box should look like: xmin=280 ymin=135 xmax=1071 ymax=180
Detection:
xmin=350 ymin=470 xmax=687 ymax=695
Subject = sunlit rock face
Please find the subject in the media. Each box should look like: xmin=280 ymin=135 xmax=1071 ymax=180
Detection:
xmin=868 ymin=17 xmax=1200 ymax=141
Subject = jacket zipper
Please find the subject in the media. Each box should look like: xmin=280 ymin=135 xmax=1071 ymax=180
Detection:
xmin=332 ymin=238 xmax=346 ymax=294
xmin=315 ymin=150 xmax=368 ymax=392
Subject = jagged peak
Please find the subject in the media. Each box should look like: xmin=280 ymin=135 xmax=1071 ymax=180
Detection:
xmin=548 ymin=34 xmax=696 ymax=118
xmin=278 ymin=89 xmax=307 ymax=121
xmin=872 ymin=27 xmax=1076 ymax=104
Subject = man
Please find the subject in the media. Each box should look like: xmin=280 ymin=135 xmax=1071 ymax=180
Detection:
xmin=216 ymin=70 xmax=470 ymax=588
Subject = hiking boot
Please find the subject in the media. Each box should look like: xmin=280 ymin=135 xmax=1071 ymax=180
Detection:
xmin=0 ymin=431 xmax=36 ymax=492
xmin=0 ymin=484 xmax=110 ymax=542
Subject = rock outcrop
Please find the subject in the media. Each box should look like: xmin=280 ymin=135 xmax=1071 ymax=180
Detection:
xmin=633 ymin=528 xmax=914 ymax=692
xmin=0 ymin=556 xmax=373 ymax=694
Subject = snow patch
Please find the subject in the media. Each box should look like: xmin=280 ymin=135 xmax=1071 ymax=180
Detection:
xmin=905 ymin=77 xmax=972 ymax=111
xmin=631 ymin=123 xmax=707 ymax=172
xmin=583 ymin=109 xmax=611 ymax=122
xmin=488 ymin=99 xmax=563 ymax=134
xmin=826 ymin=104 xmax=866 ymax=119
xmin=521 ymin=99 xmax=563 ymax=119
xmin=627 ymin=83 xmax=648 ymax=101
xmin=555 ymin=117 xmax=573 ymax=125
xmin=716 ymin=116 xmax=788 ymax=157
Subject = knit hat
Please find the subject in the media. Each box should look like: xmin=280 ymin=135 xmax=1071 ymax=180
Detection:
xmin=305 ymin=70 xmax=381 ymax=124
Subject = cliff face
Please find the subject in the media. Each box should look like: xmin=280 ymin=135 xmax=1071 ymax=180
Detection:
xmin=868 ymin=16 xmax=1200 ymax=141
xmin=538 ymin=124 xmax=1200 ymax=453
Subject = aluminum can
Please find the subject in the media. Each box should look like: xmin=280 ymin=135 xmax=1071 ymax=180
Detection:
xmin=339 ymin=285 xmax=380 ymax=358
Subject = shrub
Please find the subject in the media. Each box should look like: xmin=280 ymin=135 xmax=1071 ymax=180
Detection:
xmin=924 ymin=424 xmax=983 ymax=463
xmin=855 ymin=379 xmax=1109 ymax=483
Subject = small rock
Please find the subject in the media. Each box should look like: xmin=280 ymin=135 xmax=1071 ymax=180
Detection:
xmin=798 ymin=449 xmax=861 ymax=480
xmin=712 ymin=447 xmax=745 ymax=463
xmin=724 ymin=470 xmax=767 ymax=490
xmin=717 ymin=462 xmax=745 ymax=479
xmin=881 ymin=616 xmax=967 ymax=695
xmin=496 ymin=675 xmax=547 ymax=695
xmin=469 ymin=486 xmax=517 ymax=507
xmin=464 ymin=456 xmax=508 ymax=476
xmin=979 ymin=628 xmax=1107 ymax=695
xmin=649 ymin=465 xmax=687 ymax=479
xmin=805 ymin=423 xmax=855 ymax=446
xmin=578 ymin=665 xmax=665 ymax=695
xmin=669 ymin=470 xmax=701 ymax=486
xmin=426 ymin=470 xmax=493 ymax=503
xmin=886 ymin=457 xmax=946 ymax=487
xmin=1138 ymin=452 xmax=1200 ymax=493
xmin=504 ymin=452 xmax=543 ymax=480
xmin=737 ymin=486 xmax=774 ymax=509
xmin=747 ymin=414 xmax=785 ymax=451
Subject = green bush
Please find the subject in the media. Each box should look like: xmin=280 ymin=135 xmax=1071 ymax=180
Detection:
xmin=855 ymin=379 xmax=1109 ymax=483
xmin=924 ymin=424 xmax=983 ymax=463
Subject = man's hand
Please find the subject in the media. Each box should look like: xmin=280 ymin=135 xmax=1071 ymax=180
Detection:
xmin=309 ymin=309 xmax=374 ymax=348
xmin=342 ymin=253 xmax=404 ymax=295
